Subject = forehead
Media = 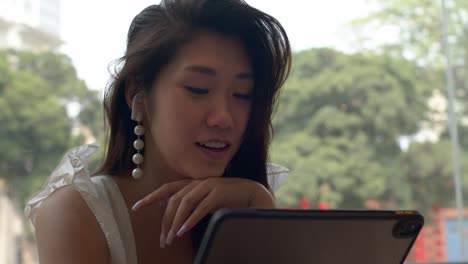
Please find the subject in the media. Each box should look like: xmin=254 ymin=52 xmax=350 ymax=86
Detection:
xmin=167 ymin=31 xmax=253 ymax=74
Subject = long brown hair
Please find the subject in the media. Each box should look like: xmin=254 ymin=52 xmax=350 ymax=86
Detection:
xmin=94 ymin=0 xmax=291 ymax=248
xmin=96 ymin=0 xmax=291 ymax=186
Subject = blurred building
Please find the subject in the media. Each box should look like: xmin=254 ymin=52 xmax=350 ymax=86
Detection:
xmin=418 ymin=89 xmax=447 ymax=143
xmin=408 ymin=207 xmax=468 ymax=263
xmin=0 ymin=179 xmax=28 ymax=264
xmin=0 ymin=0 xmax=62 ymax=51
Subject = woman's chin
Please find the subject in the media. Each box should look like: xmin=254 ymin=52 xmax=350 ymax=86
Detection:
xmin=181 ymin=166 xmax=226 ymax=180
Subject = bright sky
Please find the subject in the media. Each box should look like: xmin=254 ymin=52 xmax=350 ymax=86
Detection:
xmin=60 ymin=0 xmax=371 ymax=91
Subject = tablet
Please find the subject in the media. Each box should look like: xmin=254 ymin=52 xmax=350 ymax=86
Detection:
xmin=194 ymin=208 xmax=424 ymax=264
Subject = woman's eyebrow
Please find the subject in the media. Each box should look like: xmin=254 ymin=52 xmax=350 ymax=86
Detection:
xmin=183 ymin=65 xmax=253 ymax=79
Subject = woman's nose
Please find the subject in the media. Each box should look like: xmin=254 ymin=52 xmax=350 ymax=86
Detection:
xmin=206 ymin=98 xmax=234 ymax=130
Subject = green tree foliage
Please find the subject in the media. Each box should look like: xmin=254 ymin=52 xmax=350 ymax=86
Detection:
xmin=352 ymin=0 xmax=468 ymax=65
xmin=272 ymin=48 xmax=433 ymax=210
xmin=352 ymin=0 xmax=468 ymax=127
xmin=399 ymin=140 xmax=468 ymax=211
xmin=349 ymin=0 xmax=468 ymax=215
xmin=0 ymin=49 xmax=101 ymax=203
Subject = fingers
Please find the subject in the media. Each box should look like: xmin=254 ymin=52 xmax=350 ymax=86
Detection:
xmin=132 ymin=177 xmax=256 ymax=248
xmin=176 ymin=189 xmax=220 ymax=236
xmin=160 ymin=181 xmax=201 ymax=247
xmin=131 ymin=180 xmax=191 ymax=211
xmin=169 ymin=184 xmax=214 ymax=240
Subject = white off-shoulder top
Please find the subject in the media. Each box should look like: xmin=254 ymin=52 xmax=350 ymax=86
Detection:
xmin=24 ymin=144 xmax=289 ymax=264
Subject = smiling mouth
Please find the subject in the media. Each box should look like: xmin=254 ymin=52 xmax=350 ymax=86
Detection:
xmin=195 ymin=142 xmax=231 ymax=152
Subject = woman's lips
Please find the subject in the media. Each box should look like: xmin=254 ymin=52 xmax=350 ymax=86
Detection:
xmin=195 ymin=142 xmax=231 ymax=160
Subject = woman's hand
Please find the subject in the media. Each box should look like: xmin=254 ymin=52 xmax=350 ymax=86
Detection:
xmin=131 ymin=177 xmax=274 ymax=248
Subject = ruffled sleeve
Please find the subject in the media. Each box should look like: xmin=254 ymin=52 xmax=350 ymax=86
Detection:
xmin=267 ymin=162 xmax=289 ymax=192
xmin=24 ymin=144 xmax=99 ymax=224
xmin=24 ymin=144 xmax=130 ymax=264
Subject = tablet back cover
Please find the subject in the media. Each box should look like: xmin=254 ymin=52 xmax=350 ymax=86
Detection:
xmin=194 ymin=209 xmax=423 ymax=264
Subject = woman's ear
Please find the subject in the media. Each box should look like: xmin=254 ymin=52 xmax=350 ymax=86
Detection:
xmin=125 ymin=76 xmax=138 ymax=109
xmin=124 ymin=77 xmax=145 ymax=122
xmin=131 ymin=92 xmax=145 ymax=122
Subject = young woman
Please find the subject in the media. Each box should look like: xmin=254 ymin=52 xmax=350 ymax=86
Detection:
xmin=25 ymin=0 xmax=291 ymax=263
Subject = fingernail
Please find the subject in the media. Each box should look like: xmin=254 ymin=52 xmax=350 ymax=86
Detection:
xmin=177 ymin=225 xmax=187 ymax=237
xmin=160 ymin=233 xmax=166 ymax=248
xmin=132 ymin=200 xmax=144 ymax=211
xmin=166 ymin=230 xmax=174 ymax=245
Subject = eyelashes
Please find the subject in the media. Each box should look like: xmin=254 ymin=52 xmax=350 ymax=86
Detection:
xmin=233 ymin=93 xmax=252 ymax=101
xmin=185 ymin=86 xmax=208 ymax=95
xmin=185 ymin=86 xmax=252 ymax=101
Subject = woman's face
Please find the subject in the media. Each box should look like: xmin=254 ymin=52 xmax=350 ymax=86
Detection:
xmin=145 ymin=31 xmax=253 ymax=179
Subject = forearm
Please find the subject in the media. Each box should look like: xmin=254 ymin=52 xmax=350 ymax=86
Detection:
xmin=248 ymin=183 xmax=276 ymax=208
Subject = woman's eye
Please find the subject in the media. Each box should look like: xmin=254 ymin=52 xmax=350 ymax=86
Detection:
xmin=234 ymin=92 xmax=252 ymax=101
xmin=185 ymin=86 xmax=208 ymax=95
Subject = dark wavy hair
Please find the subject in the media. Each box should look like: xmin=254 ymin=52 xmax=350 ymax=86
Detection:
xmin=94 ymin=0 xmax=291 ymax=250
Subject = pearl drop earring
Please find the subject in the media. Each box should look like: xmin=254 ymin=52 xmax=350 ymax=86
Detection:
xmin=131 ymin=92 xmax=145 ymax=179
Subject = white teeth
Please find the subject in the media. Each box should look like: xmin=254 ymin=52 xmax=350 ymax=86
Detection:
xmin=199 ymin=142 xmax=227 ymax=149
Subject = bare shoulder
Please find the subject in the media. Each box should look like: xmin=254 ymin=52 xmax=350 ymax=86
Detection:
xmin=34 ymin=186 xmax=109 ymax=264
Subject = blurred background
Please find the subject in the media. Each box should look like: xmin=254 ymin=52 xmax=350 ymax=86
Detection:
xmin=0 ymin=0 xmax=467 ymax=263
